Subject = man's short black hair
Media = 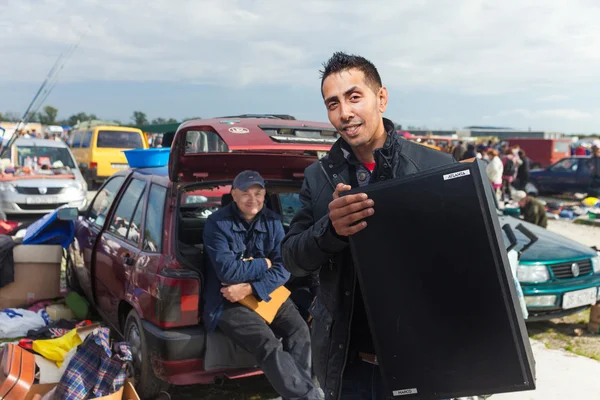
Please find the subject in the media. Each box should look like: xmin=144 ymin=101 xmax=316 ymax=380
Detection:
xmin=319 ymin=52 xmax=382 ymax=95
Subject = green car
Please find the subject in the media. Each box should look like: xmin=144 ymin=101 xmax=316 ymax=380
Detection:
xmin=499 ymin=211 xmax=600 ymax=321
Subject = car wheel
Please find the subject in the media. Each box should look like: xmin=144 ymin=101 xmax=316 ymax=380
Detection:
xmin=64 ymin=251 xmax=83 ymax=294
xmin=125 ymin=310 xmax=170 ymax=400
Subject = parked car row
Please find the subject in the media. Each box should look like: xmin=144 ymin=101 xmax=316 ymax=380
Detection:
xmin=59 ymin=116 xmax=600 ymax=398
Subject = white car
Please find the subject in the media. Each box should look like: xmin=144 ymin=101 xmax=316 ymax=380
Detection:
xmin=0 ymin=138 xmax=88 ymax=215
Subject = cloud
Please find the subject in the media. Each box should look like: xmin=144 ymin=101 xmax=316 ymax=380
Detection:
xmin=536 ymin=95 xmax=569 ymax=102
xmin=2 ymin=0 xmax=600 ymax=96
xmin=497 ymin=108 xmax=593 ymax=120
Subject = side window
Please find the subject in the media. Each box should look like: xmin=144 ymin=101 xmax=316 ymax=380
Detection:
xmin=550 ymin=158 xmax=579 ymax=173
xmin=88 ymin=177 xmax=126 ymax=227
xmin=109 ymin=179 xmax=146 ymax=241
xmin=70 ymin=132 xmax=82 ymax=148
xmin=143 ymin=185 xmax=167 ymax=252
xmin=127 ymin=200 xmax=144 ymax=244
xmin=81 ymin=131 xmax=92 ymax=148
xmin=184 ymin=131 xmax=229 ymax=154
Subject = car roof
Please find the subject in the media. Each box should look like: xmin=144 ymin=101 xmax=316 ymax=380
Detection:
xmin=14 ymin=138 xmax=68 ymax=148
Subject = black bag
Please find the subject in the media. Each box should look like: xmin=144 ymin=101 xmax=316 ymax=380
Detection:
xmin=344 ymin=160 xmax=535 ymax=400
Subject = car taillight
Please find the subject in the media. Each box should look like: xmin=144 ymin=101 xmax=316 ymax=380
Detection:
xmin=90 ymin=162 xmax=98 ymax=169
xmin=153 ymin=269 xmax=200 ymax=328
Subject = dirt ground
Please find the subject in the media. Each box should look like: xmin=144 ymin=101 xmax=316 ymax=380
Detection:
xmin=525 ymin=219 xmax=600 ymax=362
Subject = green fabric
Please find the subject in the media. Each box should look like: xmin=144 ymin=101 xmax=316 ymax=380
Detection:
xmin=65 ymin=291 xmax=90 ymax=320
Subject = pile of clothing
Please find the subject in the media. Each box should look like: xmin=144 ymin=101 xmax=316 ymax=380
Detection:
xmin=0 ymin=294 xmax=134 ymax=399
xmin=0 ymin=320 xmax=133 ymax=399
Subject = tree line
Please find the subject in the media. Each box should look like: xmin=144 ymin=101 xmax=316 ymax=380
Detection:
xmin=0 ymin=106 xmax=199 ymax=127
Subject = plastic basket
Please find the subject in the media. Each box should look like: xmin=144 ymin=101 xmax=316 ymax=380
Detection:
xmin=123 ymin=148 xmax=170 ymax=168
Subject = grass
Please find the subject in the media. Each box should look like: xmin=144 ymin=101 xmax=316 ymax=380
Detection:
xmin=527 ymin=308 xmax=600 ymax=361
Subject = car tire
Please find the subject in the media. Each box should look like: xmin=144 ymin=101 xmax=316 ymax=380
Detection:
xmin=64 ymin=251 xmax=83 ymax=294
xmin=125 ymin=310 xmax=170 ymax=400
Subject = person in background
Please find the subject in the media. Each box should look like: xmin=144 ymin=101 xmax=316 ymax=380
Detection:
xmin=463 ymin=143 xmax=477 ymax=160
xmin=512 ymin=190 xmax=547 ymax=228
xmin=501 ymin=150 xmax=518 ymax=201
xmin=575 ymin=145 xmax=587 ymax=156
xmin=516 ymin=150 xmax=531 ymax=190
xmin=591 ymin=145 xmax=600 ymax=196
xmin=452 ymin=140 xmax=466 ymax=161
xmin=486 ymin=149 xmax=504 ymax=202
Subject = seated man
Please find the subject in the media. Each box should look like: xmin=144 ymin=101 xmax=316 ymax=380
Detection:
xmin=202 ymin=170 xmax=320 ymax=400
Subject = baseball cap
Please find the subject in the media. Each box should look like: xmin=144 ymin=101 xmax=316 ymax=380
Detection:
xmin=232 ymin=170 xmax=265 ymax=191
xmin=512 ymin=190 xmax=527 ymax=203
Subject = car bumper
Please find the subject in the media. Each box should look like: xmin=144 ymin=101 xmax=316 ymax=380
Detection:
xmin=522 ymin=274 xmax=600 ymax=320
xmin=141 ymin=321 xmax=261 ymax=385
xmin=0 ymin=194 xmax=87 ymax=214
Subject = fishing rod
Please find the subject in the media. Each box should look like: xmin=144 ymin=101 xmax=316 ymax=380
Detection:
xmin=0 ymin=27 xmax=87 ymax=158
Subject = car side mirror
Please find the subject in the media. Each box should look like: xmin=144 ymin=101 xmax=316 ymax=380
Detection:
xmin=78 ymin=162 xmax=88 ymax=170
xmin=57 ymin=207 xmax=79 ymax=221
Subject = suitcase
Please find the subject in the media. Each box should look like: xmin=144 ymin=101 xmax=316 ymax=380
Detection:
xmin=345 ymin=160 xmax=535 ymax=399
xmin=0 ymin=344 xmax=36 ymax=399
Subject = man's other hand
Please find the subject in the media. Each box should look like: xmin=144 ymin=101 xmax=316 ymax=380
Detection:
xmin=328 ymin=183 xmax=374 ymax=236
xmin=221 ymin=283 xmax=253 ymax=302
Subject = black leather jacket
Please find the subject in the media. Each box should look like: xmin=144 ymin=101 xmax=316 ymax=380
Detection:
xmin=282 ymin=118 xmax=456 ymax=400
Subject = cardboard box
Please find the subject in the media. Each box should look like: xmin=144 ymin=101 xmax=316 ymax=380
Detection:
xmin=45 ymin=304 xmax=75 ymax=321
xmin=0 ymin=244 xmax=62 ymax=309
xmin=590 ymin=304 xmax=600 ymax=324
xmin=25 ymin=380 xmax=140 ymax=400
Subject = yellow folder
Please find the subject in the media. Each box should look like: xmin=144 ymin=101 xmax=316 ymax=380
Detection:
xmin=238 ymin=286 xmax=291 ymax=324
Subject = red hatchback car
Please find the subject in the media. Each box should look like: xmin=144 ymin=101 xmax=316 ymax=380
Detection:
xmin=65 ymin=116 xmax=336 ymax=398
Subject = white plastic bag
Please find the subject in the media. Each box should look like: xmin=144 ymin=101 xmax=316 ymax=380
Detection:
xmin=0 ymin=308 xmax=50 ymax=339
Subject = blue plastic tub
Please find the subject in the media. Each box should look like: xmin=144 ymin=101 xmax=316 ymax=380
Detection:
xmin=123 ymin=148 xmax=170 ymax=168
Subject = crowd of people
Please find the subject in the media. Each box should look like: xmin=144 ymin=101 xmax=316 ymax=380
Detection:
xmin=451 ymin=140 xmax=532 ymax=202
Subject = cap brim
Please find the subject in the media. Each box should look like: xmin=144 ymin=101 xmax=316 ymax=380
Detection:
xmin=236 ymin=181 xmax=265 ymax=191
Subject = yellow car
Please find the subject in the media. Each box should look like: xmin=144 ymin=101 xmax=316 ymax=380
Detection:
xmin=69 ymin=125 xmax=148 ymax=187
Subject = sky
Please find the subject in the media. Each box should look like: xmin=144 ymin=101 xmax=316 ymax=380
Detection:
xmin=2 ymin=0 xmax=600 ymax=134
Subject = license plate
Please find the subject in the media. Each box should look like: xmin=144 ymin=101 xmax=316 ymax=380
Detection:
xmin=112 ymin=163 xmax=129 ymax=169
xmin=562 ymin=288 xmax=597 ymax=309
xmin=26 ymin=196 xmax=58 ymax=204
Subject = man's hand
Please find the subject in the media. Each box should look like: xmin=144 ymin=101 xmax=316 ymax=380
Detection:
xmin=221 ymin=283 xmax=253 ymax=302
xmin=328 ymin=183 xmax=374 ymax=236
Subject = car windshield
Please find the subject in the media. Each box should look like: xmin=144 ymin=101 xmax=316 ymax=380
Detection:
xmin=97 ymin=130 xmax=144 ymax=148
xmin=15 ymin=146 xmax=76 ymax=169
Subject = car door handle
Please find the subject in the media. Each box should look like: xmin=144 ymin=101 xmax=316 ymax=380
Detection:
xmin=122 ymin=254 xmax=135 ymax=266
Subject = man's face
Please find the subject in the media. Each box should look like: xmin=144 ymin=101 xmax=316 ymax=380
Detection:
xmin=232 ymin=185 xmax=265 ymax=218
xmin=518 ymin=198 xmax=527 ymax=207
xmin=322 ymin=69 xmax=388 ymax=149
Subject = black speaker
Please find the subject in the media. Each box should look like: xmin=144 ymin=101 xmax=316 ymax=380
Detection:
xmin=345 ymin=160 xmax=535 ymax=400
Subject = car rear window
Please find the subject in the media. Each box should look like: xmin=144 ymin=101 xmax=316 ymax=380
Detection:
xmin=97 ymin=130 xmax=144 ymax=149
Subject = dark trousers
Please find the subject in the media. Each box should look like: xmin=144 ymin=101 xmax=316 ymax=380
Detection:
xmin=339 ymin=356 xmax=386 ymax=400
xmin=218 ymin=298 xmax=321 ymax=400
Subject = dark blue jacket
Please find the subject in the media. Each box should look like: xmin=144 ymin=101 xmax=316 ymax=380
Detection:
xmin=202 ymin=202 xmax=290 ymax=332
